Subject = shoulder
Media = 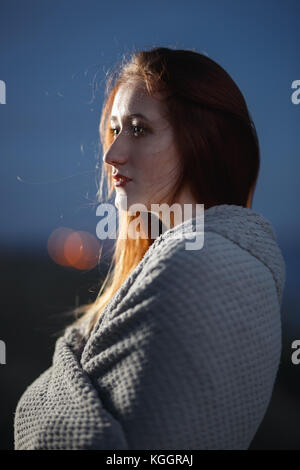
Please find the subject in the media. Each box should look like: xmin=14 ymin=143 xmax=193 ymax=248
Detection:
xmin=138 ymin=228 xmax=257 ymax=290
xmin=134 ymin=228 xmax=282 ymax=345
xmin=142 ymin=227 xmax=283 ymax=379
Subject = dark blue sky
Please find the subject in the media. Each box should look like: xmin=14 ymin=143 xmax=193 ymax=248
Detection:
xmin=0 ymin=0 xmax=299 ymax=300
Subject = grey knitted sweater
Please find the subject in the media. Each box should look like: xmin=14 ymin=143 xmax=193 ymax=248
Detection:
xmin=14 ymin=204 xmax=286 ymax=450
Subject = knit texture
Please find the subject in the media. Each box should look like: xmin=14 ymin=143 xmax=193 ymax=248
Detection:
xmin=14 ymin=204 xmax=286 ymax=450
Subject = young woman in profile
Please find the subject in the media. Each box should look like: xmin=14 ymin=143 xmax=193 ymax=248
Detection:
xmin=14 ymin=47 xmax=286 ymax=450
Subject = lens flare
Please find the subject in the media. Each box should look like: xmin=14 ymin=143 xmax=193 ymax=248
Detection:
xmin=47 ymin=227 xmax=101 ymax=270
xmin=47 ymin=227 xmax=74 ymax=267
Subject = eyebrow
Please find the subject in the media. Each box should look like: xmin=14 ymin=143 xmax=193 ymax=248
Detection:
xmin=110 ymin=113 xmax=151 ymax=123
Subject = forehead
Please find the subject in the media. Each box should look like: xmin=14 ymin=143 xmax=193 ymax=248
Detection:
xmin=111 ymin=83 xmax=166 ymax=122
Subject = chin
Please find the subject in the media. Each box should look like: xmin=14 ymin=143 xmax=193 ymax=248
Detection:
xmin=115 ymin=192 xmax=128 ymax=212
xmin=115 ymin=191 xmax=150 ymax=215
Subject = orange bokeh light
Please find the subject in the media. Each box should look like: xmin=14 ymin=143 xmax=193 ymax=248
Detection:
xmin=47 ymin=227 xmax=74 ymax=266
xmin=48 ymin=227 xmax=101 ymax=270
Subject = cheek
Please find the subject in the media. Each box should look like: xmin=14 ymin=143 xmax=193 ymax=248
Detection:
xmin=134 ymin=136 xmax=179 ymax=178
xmin=134 ymin=153 xmax=177 ymax=184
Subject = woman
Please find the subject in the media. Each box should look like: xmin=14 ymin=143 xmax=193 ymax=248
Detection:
xmin=14 ymin=47 xmax=286 ymax=450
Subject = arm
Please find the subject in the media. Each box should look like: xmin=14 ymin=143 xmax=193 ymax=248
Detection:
xmin=81 ymin=233 xmax=281 ymax=450
xmin=14 ymin=233 xmax=280 ymax=449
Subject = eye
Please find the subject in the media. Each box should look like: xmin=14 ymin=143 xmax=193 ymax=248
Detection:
xmin=132 ymin=125 xmax=146 ymax=137
xmin=110 ymin=127 xmax=119 ymax=137
xmin=109 ymin=124 xmax=146 ymax=138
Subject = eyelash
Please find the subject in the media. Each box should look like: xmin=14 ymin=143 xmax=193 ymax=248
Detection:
xmin=109 ymin=124 xmax=146 ymax=138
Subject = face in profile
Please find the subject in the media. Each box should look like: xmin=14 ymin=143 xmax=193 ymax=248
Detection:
xmin=102 ymin=81 xmax=182 ymax=213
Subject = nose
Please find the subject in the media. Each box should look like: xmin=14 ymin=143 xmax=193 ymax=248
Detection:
xmin=102 ymin=138 xmax=129 ymax=167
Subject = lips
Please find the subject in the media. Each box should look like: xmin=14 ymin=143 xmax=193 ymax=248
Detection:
xmin=112 ymin=173 xmax=132 ymax=183
xmin=112 ymin=173 xmax=132 ymax=188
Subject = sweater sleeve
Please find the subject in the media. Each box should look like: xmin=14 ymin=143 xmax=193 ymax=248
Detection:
xmin=80 ymin=232 xmax=282 ymax=450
